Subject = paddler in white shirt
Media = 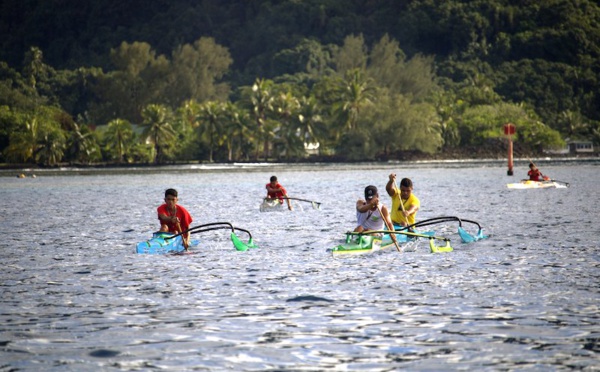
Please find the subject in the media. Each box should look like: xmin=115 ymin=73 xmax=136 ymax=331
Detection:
xmin=355 ymin=185 xmax=394 ymax=234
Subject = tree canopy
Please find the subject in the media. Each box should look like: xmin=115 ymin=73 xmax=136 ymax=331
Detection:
xmin=1 ymin=0 xmax=598 ymax=165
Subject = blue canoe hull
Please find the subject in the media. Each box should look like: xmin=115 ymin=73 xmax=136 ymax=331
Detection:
xmin=136 ymin=232 xmax=199 ymax=254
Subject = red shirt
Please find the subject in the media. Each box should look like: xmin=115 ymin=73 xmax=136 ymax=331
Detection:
xmin=157 ymin=204 xmax=193 ymax=233
xmin=266 ymin=182 xmax=287 ymax=200
xmin=528 ymin=169 xmax=541 ymax=181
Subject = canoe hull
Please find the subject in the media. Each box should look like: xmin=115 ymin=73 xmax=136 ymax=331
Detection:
xmin=332 ymin=235 xmax=397 ymax=256
xmin=507 ymin=180 xmax=568 ymax=189
xmin=259 ymin=199 xmax=288 ymax=212
xmin=136 ymin=232 xmax=199 ymax=254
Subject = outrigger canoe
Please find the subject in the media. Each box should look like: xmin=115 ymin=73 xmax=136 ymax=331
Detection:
xmin=507 ymin=179 xmax=569 ymax=189
xmin=136 ymin=222 xmax=257 ymax=254
xmin=331 ymin=216 xmax=488 ymax=257
xmin=332 ymin=230 xmax=453 ymax=256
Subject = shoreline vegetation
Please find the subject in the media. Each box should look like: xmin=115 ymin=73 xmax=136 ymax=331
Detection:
xmin=2 ymin=2 xmax=599 ymax=171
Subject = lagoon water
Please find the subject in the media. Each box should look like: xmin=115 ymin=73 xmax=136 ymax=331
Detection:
xmin=1 ymin=160 xmax=599 ymax=371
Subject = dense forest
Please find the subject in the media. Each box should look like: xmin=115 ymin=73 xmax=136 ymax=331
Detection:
xmin=1 ymin=0 xmax=599 ymax=165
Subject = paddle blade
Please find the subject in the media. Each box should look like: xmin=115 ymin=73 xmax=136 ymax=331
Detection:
xmin=430 ymin=238 xmax=453 ymax=253
xmin=311 ymin=202 xmax=321 ymax=210
xmin=230 ymin=232 xmax=258 ymax=251
xmin=458 ymin=226 xmax=488 ymax=243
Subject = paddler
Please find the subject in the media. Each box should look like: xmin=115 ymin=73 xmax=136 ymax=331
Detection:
xmin=527 ymin=162 xmax=548 ymax=181
xmin=386 ymin=174 xmax=420 ymax=229
xmin=157 ymin=188 xmax=193 ymax=245
xmin=354 ymin=185 xmax=394 ymax=234
xmin=265 ymin=175 xmax=293 ymax=211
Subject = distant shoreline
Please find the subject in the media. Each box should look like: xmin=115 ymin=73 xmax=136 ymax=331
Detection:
xmin=2 ymin=156 xmax=598 ymax=177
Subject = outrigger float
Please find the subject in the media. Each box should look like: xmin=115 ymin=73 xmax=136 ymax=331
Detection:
xmin=331 ymin=216 xmax=488 ymax=257
xmin=136 ymin=222 xmax=257 ymax=254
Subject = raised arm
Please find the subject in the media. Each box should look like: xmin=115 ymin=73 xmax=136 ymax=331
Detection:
xmin=386 ymin=173 xmax=397 ymax=196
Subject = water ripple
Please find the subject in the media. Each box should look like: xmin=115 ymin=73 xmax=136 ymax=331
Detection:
xmin=1 ymin=164 xmax=599 ymax=370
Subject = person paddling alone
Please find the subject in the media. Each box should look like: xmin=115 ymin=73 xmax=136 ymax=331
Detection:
xmin=528 ymin=163 xmax=548 ymax=181
xmin=157 ymin=188 xmax=193 ymax=244
xmin=266 ymin=175 xmax=293 ymax=210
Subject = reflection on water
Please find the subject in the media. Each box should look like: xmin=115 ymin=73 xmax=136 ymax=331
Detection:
xmin=1 ymin=162 xmax=599 ymax=370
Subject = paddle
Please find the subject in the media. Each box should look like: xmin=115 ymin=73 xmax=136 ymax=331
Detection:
xmin=348 ymin=229 xmax=448 ymax=241
xmin=376 ymin=204 xmax=401 ymax=252
xmin=528 ymin=158 xmax=548 ymax=181
xmin=550 ymin=179 xmax=570 ymax=187
xmin=396 ymin=185 xmax=410 ymax=226
xmin=283 ymin=197 xmax=322 ymax=209
xmin=176 ymin=221 xmax=189 ymax=251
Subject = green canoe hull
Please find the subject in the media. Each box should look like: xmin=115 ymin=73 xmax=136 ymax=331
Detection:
xmin=332 ymin=230 xmax=453 ymax=256
xmin=332 ymin=235 xmax=397 ymax=256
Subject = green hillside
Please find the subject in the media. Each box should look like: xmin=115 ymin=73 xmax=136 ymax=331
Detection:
xmin=1 ymin=0 xmax=598 ymax=165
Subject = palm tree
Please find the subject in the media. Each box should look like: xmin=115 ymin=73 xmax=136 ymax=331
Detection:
xmin=430 ymin=90 xmax=461 ymax=149
xmin=196 ymin=101 xmax=225 ymax=162
xmin=335 ymin=69 xmax=375 ymax=133
xmin=558 ymin=110 xmax=589 ymax=138
xmin=141 ymin=104 xmax=175 ymax=164
xmin=179 ymin=100 xmax=202 ymax=129
xmin=296 ymin=96 xmax=324 ymax=155
xmin=66 ymin=122 xmax=100 ymax=164
xmin=36 ymin=129 xmax=66 ymax=166
xmin=270 ymin=91 xmax=301 ymax=159
xmin=3 ymin=116 xmax=41 ymax=163
xmin=23 ymin=46 xmax=45 ymax=90
xmin=222 ymin=102 xmax=252 ymax=161
xmin=249 ymin=78 xmax=274 ymax=160
xmin=105 ymin=119 xmax=134 ymax=163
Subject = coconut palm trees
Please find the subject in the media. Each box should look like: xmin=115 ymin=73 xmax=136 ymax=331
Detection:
xmin=140 ymin=104 xmax=175 ymax=164
xmin=104 ymin=118 xmax=134 ymax=163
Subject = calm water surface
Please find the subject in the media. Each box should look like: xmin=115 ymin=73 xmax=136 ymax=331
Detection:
xmin=1 ymin=161 xmax=599 ymax=371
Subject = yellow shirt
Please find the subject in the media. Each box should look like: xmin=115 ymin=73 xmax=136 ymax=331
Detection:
xmin=389 ymin=189 xmax=420 ymax=226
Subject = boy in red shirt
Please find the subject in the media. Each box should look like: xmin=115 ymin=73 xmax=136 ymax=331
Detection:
xmin=266 ymin=176 xmax=293 ymax=210
xmin=157 ymin=188 xmax=193 ymax=246
xmin=528 ymin=163 xmax=548 ymax=181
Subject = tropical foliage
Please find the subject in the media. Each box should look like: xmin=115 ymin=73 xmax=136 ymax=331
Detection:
xmin=1 ymin=0 xmax=598 ymax=165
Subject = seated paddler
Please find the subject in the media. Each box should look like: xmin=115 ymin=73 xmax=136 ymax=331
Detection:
xmin=386 ymin=174 xmax=420 ymax=230
xmin=354 ymin=185 xmax=394 ymax=236
xmin=265 ymin=175 xmax=293 ymax=211
xmin=157 ymin=188 xmax=193 ymax=243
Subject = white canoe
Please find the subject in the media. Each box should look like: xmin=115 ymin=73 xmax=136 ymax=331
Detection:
xmin=260 ymin=198 xmax=290 ymax=212
xmin=507 ymin=180 xmax=569 ymax=189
